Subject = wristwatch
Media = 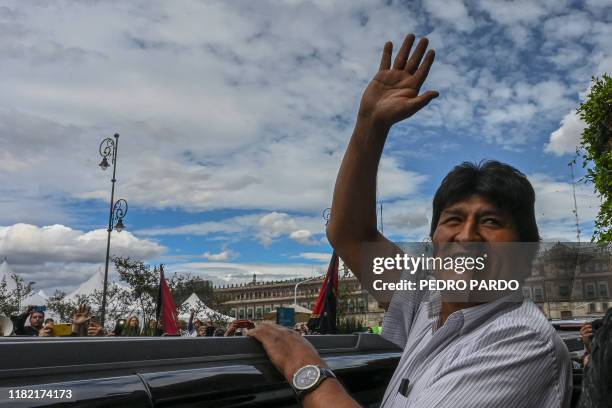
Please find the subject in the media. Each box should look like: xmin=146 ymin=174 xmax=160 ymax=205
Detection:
xmin=291 ymin=364 xmax=336 ymax=400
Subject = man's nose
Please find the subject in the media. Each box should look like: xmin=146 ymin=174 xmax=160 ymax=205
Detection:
xmin=454 ymin=219 xmax=482 ymax=242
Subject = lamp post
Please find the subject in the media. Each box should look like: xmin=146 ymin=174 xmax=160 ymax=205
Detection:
xmin=98 ymin=133 xmax=128 ymax=326
xmin=294 ymin=276 xmax=319 ymax=306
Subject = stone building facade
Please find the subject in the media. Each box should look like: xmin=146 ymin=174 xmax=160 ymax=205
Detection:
xmin=213 ymin=274 xmax=385 ymax=327
xmin=523 ymin=243 xmax=612 ymax=319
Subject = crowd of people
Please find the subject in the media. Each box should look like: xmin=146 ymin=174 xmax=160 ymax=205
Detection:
xmin=9 ymin=305 xmax=259 ymax=338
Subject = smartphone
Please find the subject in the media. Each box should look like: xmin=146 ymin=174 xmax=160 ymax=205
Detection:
xmin=234 ymin=320 xmax=255 ymax=329
xmin=90 ymin=316 xmax=100 ymax=326
xmin=51 ymin=323 xmax=72 ymax=337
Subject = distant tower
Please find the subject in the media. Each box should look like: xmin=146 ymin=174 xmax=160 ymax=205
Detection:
xmin=252 ymin=273 xmax=257 ymax=284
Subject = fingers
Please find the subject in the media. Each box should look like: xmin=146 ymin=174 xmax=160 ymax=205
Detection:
xmin=379 ymin=42 xmax=392 ymax=71
xmin=405 ymin=37 xmax=429 ymax=74
xmin=414 ymin=49 xmax=436 ymax=88
xmin=392 ymin=34 xmax=415 ymax=70
xmin=408 ymin=90 xmax=439 ymax=112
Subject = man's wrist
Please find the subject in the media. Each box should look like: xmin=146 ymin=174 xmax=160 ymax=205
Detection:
xmin=301 ymin=377 xmax=345 ymax=406
xmin=284 ymin=358 xmax=327 ymax=384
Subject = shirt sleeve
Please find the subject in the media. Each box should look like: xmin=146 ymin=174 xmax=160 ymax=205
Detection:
xmin=381 ymin=270 xmax=429 ymax=349
xmin=408 ymin=324 xmax=572 ymax=408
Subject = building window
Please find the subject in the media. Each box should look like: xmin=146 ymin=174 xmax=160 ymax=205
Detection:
xmin=247 ymin=308 xmax=254 ymax=319
xmin=523 ymin=287 xmax=532 ymax=299
xmin=534 ymin=287 xmax=544 ymax=302
xmin=239 ymin=308 xmax=245 ymax=319
xmin=602 ymin=302 xmax=609 ymax=312
xmin=357 ymin=298 xmax=366 ymax=312
xmin=264 ymin=306 xmax=271 ymax=314
xmin=588 ymin=303 xmax=596 ymax=314
xmin=558 ymin=285 xmax=570 ymax=298
xmin=256 ymin=307 xmax=263 ymax=319
xmin=230 ymin=308 xmax=236 ymax=318
xmin=598 ymin=282 xmax=609 ymax=298
xmin=585 ymin=283 xmax=596 ymax=299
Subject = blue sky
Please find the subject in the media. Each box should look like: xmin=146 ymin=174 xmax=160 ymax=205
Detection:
xmin=0 ymin=0 xmax=609 ymax=293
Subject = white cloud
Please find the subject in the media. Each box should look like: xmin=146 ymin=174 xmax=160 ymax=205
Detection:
xmin=544 ymin=110 xmax=585 ymax=156
xmin=529 ymin=173 xmax=600 ymax=240
xmin=168 ymin=261 xmax=324 ymax=286
xmin=138 ymin=211 xmax=326 ymax=246
xmin=296 ymin=252 xmax=333 ymax=261
xmin=423 ymin=0 xmax=475 ymax=32
xmin=289 ymin=229 xmax=317 ymax=245
xmin=0 ymin=223 xmax=165 ymax=265
xmin=202 ymin=250 xmax=237 ymax=261
xmin=0 ymin=223 xmax=165 ymax=292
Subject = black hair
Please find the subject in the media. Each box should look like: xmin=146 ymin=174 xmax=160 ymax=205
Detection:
xmin=430 ymin=160 xmax=540 ymax=242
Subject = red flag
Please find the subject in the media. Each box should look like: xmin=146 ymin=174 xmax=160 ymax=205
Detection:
xmin=157 ymin=265 xmax=180 ymax=335
xmin=307 ymin=251 xmax=339 ymax=334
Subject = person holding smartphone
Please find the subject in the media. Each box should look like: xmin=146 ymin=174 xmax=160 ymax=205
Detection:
xmin=10 ymin=305 xmax=45 ymax=336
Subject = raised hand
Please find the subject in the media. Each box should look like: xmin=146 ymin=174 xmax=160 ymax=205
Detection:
xmin=72 ymin=304 xmax=91 ymax=327
xmin=39 ymin=323 xmax=53 ymax=337
xmin=359 ymin=34 xmax=438 ymax=129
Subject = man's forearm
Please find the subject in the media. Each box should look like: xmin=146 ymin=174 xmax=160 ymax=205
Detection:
xmin=327 ymin=116 xmax=390 ymax=274
xmin=302 ymin=378 xmax=361 ymax=408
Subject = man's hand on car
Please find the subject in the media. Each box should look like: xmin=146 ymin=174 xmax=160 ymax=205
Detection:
xmin=247 ymin=322 xmax=326 ymax=382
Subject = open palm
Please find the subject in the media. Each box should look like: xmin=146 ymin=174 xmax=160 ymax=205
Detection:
xmin=360 ymin=34 xmax=438 ymax=128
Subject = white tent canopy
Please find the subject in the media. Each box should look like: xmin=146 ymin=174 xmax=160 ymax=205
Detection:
xmin=179 ymin=292 xmax=234 ymax=322
xmin=23 ymin=290 xmax=48 ymax=307
xmin=0 ymin=259 xmax=18 ymax=292
xmin=67 ymin=268 xmax=105 ymax=300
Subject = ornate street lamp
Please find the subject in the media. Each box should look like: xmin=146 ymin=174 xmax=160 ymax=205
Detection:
xmin=98 ymin=133 xmax=128 ymax=326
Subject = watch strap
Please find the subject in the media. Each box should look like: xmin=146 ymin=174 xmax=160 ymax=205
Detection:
xmin=295 ymin=367 xmax=336 ymax=400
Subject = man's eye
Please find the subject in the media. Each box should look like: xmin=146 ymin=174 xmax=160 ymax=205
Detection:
xmin=443 ymin=217 xmax=461 ymax=224
xmin=483 ymin=218 xmax=501 ymax=226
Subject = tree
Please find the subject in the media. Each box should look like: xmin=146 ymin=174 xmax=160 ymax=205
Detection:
xmin=113 ymin=257 xmax=158 ymax=324
xmin=0 ymin=278 xmax=11 ymax=316
xmin=46 ymin=290 xmax=77 ymax=323
xmin=577 ymin=74 xmax=612 ymax=242
xmin=0 ymin=273 xmax=34 ymax=316
xmin=90 ymin=283 xmax=131 ymax=326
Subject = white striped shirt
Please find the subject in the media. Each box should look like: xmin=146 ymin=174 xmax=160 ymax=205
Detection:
xmin=381 ymin=289 xmax=572 ymax=407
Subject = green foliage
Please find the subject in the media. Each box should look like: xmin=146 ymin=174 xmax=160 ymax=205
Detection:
xmin=577 ymin=74 xmax=612 ymax=242
xmin=336 ymin=316 xmax=366 ymax=334
xmin=0 ymin=273 xmax=34 ymax=316
xmin=45 ymin=290 xmax=77 ymax=322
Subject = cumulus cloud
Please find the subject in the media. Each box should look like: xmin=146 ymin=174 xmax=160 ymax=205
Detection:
xmin=0 ymin=223 xmax=165 ymax=265
xmin=544 ymin=111 xmax=586 ymax=156
xmin=202 ymin=250 xmax=238 ymax=261
xmin=0 ymin=223 xmax=165 ymax=292
xmin=289 ymin=229 xmax=317 ymax=245
xmin=138 ymin=211 xmax=325 ymax=246
xmin=423 ymin=0 xmax=475 ymax=32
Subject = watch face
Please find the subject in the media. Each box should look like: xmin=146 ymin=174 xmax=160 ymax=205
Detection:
xmin=293 ymin=365 xmax=321 ymax=390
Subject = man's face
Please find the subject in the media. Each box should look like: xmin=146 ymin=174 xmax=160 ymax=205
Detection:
xmin=30 ymin=312 xmax=44 ymax=328
xmin=432 ymin=195 xmax=521 ymax=297
xmin=432 ymin=195 xmax=519 ymax=244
